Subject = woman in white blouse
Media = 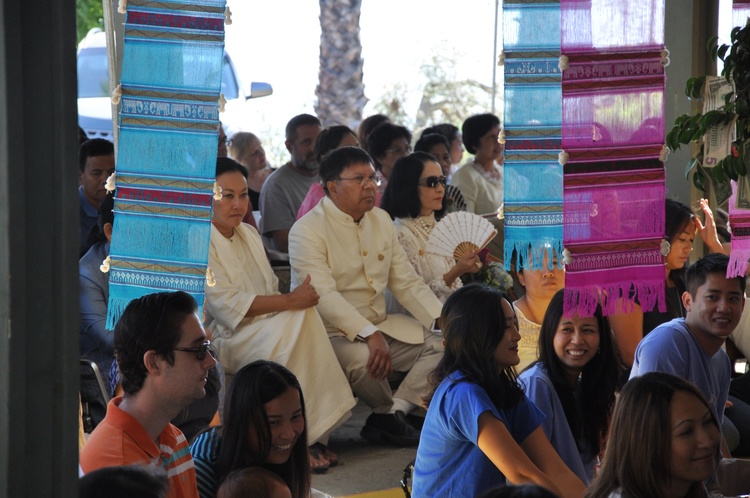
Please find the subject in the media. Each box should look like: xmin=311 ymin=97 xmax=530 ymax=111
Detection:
xmin=381 ymin=152 xmax=481 ymax=308
xmin=450 ymin=113 xmax=504 ymax=215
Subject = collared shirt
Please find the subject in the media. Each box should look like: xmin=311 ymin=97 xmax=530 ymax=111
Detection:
xmin=79 ymin=185 xmax=99 ymax=254
xmin=80 ymin=396 xmax=199 ymax=498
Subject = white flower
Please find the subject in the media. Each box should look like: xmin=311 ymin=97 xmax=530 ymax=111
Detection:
xmin=117 ymin=0 xmax=127 ymax=14
xmin=558 ymin=55 xmax=569 ymax=71
xmin=100 ymin=256 xmax=111 ymax=273
xmin=659 ymin=145 xmax=669 ymax=162
xmin=105 ymin=172 xmax=116 ymax=193
xmin=660 ymin=239 xmax=671 ymax=256
xmin=660 ymin=48 xmax=670 ymax=67
xmin=111 ymin=84 xmax=122 ymax=105
xmin=497 ymin=203 xmax=504 ymax=220
xmin=213 ymin=181 xmax=223 ymax=201
xmin=224 ymin=5 xmax=233 ymax=25
xmin=498 ymin=50 xmax=506 ymax=66
xmin=206 ymin=266 xmax=216 ymax=287
xmin=562 ymin=248 xmax=573 ymax=265
xmin=558 ymin=150 xmax=569 ymax=166
xmin=218 ymin=94 xmax=227 ymax=113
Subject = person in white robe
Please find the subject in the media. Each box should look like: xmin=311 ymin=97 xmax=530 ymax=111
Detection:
xmin=205 ymin=158 xmax=355 ymax=469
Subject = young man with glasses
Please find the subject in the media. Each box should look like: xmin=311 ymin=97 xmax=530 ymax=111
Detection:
xmin=81 ymin=291 xmax=216 ymax=498
xmin=289 ymin=146 xmax=444 ymax=447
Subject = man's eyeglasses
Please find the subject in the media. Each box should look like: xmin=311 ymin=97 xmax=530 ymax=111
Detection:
xmin=336 ymin=174 xmax=382 ymax=187
xmin=173 ymin=341 xmax=216 ymax=361
xmin=418 ymin=176 xmax=447 ymax=189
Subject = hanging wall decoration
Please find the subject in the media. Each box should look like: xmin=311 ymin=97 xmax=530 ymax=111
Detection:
xmin=560 ymin=0 xmax=667 ymax=316
xmin=502 ymin=0 xmax=564 ymax=271
xmin=105 ymin=0 xmax=228 ymax=328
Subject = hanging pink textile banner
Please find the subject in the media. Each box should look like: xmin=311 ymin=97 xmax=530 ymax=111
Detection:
xmin=733 ymin=0 xmax=750 ymax=28
xmin=728 ymin=181 xmax=750 ymax=277
xmin=561 ymin=0 xmax=667 ymax=317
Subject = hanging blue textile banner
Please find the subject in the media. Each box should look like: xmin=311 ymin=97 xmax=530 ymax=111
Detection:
xmin=502 ymin=0 xmax=564 ymax=271
xmin=106 ymin=0 xmax=227 ymax=328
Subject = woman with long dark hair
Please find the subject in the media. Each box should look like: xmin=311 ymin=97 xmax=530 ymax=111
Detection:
xmin=191 ymin=361 xmax=329 ymax=498
xmin=585 ymin=372 xmax=721 ymax=498
xmin=380 ymin=152 xmax=480 ymax=308
xmin=609 ymin=198 xmax=724 ymax=367
xmin=412 ymin=285 xmax=586 ymax=498
xmin=519 ymin=289 xmax=620 ymax=484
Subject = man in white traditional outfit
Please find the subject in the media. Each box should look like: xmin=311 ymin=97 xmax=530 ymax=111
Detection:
xmin=288 ymin=146 xmax=444 ymax=446
xmin=204 ymin=158 xmax=355 ymax=468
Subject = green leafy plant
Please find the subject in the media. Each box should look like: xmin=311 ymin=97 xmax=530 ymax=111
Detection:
xmin=666 ymin=22 xmax=750 ymax=193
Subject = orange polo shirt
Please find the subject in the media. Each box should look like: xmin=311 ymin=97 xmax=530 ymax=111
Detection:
xmin=80 ymin=396 xmax=198 ymax=498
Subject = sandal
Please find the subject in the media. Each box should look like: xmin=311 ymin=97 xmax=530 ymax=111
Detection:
xmin=308 ymin=447 xmax=330 ymax=474
xmin=311 ymin=442 xmax=339 ymax=467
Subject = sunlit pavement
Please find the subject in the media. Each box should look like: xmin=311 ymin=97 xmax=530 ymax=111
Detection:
xmin=312 ymin=400 xmax=416 ymax=498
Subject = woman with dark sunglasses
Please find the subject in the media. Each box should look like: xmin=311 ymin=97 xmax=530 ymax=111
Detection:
xmin=381 ymin=152 xmax=482 ymax=308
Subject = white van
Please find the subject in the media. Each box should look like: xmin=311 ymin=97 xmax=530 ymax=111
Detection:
xmin=77 ymin=29 xmax=271 ymax=142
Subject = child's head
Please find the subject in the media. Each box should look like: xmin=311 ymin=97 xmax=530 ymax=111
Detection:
xmin=589 ymin=372 xmax=720 ymax=498
xmin=218 ymin=467 xmax=292 ymax=498
xmin=427 ymin=284 xmax=523 ymax=409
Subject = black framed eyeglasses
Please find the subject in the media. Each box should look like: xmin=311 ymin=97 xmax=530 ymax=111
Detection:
xmin=418 ymin=175 xmax=447 ymax=189
xmin=173 ymin=340 xmax=216 ymax=361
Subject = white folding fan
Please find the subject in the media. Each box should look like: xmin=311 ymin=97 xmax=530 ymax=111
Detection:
xmin=426 ymin=212 xmax=497 ymax=259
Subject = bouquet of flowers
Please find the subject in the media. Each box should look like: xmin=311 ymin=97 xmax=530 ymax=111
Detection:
xmin=460 ymin=249 xmax=514 ymax=293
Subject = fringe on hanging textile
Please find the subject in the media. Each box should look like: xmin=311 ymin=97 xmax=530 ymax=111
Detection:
xmin=563 ymin=280 xmax=666 ymax=318
xmin=105 ymin=285 xmax=207 ymax=330
xmin=728 ymin=249 xmax=750 ymax=278
xmin=504 ymin=239 xmax=565 ymax=271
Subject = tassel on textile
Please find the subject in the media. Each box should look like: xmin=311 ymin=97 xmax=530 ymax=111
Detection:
xmin=661 ymin=48 xmax=670 ymax=66
xmin=111 ymin=84 xmax=122 ymax=105
xmin=105 ymin=172 xmax=116 ymax=193
xmin=206 ymin=266 xmax=216 ymax=287
xmin=100 ymin=256 xmax=111 ymax=273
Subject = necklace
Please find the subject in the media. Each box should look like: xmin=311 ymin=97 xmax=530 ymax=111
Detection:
xmin=407 ymin=214 xmax=436 ymax=242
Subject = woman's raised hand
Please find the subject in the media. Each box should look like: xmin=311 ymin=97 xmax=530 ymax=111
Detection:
xmin=694 ymin=198 xmax=725 ymax=254
xmin=287 ymin=274 xmax=320 ymax=309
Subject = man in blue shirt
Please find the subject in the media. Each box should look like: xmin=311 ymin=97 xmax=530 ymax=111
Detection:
xmin=631 ymin=253 xmax=745 ymax=457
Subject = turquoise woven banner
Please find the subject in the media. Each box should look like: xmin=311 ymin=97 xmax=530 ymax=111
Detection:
xmin=502 ymin=0 xmax=564 ymax=271
xmin=106 ymin=0 xmax=227 ymax=328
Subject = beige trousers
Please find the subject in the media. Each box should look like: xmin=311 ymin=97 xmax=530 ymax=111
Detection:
xmin=330 ymin=327 xmax=444 ymax=412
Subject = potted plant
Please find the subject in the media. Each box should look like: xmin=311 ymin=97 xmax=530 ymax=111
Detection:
xmin=666 ymin=20 xmax=750 ymax=202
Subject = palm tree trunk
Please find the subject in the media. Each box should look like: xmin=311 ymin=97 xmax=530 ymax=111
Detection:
xmin=315 ymin=0 xmax=368 ymax=129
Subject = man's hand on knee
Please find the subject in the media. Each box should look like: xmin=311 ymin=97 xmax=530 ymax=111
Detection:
xmin=365 ymin=331 xmax=392 ymax=380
